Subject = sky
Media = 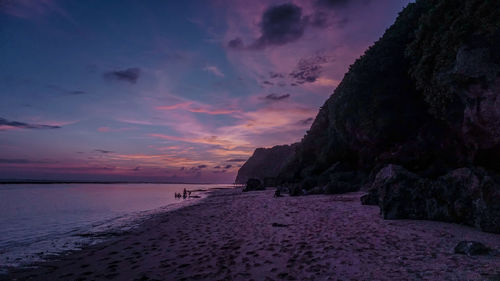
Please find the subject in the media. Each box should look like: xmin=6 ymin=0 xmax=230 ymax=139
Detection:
xmin=0 ymin=0 xmax=413 ymax=183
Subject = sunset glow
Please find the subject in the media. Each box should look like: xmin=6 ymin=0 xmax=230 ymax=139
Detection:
xmin=0 ymin=0 xmax=412 ymax=182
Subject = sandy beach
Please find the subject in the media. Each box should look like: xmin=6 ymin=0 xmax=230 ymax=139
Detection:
xmin=4 ymin=188 xmax=500 ymax=281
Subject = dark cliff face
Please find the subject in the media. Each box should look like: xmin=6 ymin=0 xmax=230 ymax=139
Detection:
xmin=279 ymin=0 xmax=500 ymax=186
xmin=279 ymin=1 xmax=448 ymax=185
xmin=235 ymin=144 xmax=297 ymax=184
xmin=236 ymin=0 xmax=500 ymax=232
xmin=406 ymin=0 xmax=500 ymax=171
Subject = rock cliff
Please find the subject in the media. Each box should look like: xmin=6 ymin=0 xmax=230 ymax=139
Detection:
xmin=235 ymin=144 xmax=297 ymax=185
xmin=236 ymin=0 xmax=500 ymax=233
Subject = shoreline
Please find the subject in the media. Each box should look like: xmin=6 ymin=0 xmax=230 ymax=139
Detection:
xmin=0 ymin=187 xmax=219 ymax=273
xmin=4 ymin=188 xmax=500 ymax=280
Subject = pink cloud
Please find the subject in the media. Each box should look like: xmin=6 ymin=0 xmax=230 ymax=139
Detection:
xmin=149 ymin=97 xmax=317 ymax=154
xmin=97 ymin=127 xmax=111 ymax=132
xmin=149 ymin=134 xmax=244 ymax=149
xmin=97 ymin=126 xmax=136 ymax=133
xmin=189 ymin=108 xmax=239 ymax=115
xmin=203 ymin=65 xmax=225 ymax=77
xmin=0 ymin=125 xmax=21 ymax=131
xmin=155 ymin=102 xmax=240 ymax=115
xmin=155 ymin=102 xmax=193 ymax=111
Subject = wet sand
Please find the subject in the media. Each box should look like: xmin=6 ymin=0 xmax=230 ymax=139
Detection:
xmin=4 ymin=188 xmax=500 ymax=281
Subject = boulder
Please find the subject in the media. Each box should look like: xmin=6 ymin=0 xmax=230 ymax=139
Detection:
xmin=243 ymin=178 xmax=265 ymax=192
xmin=375 ymin=165 xmax=429 ymax=220
xmin=437 ymin=168 xmax=500 ymax=233
xmin=373 ymin=165 xmax=500 ymax=233
xmin=454 ymin=241 xmax=491 ymax=256
xmin=360 ymin=192 xmax=378 ymax=205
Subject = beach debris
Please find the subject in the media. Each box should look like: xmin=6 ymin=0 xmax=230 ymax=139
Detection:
xmin=274 ymin=189 xmax=281 ymax=198
xmin=454 ymin=241 xmax=491 ymax=256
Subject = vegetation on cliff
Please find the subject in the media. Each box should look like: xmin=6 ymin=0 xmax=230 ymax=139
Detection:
xmin=408 ymin=0 xmax=500 ymax=120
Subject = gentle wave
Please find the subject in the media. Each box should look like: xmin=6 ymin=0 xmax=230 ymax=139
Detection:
xmin=0 ymin=183 xmax=231 ymax=270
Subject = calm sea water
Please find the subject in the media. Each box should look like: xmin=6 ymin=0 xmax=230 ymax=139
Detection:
xmin=0 ymin=183 xmax=231 ymax=270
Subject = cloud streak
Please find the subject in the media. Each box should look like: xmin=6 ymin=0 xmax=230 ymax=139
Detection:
xmin=0 ymin=117 xmax=61 ymax=131
xmin=227 ymin=158 xmax=247 ymax=162
xmin=0 ymin=158 xmax=55 ymax=164
xmin=263 ymin=93 xmax=290 ymax=101
xmin=155 ymin=101 xmax=240 ymax=115
xmin=94 ymin=149 xmax=114 ymax=154
xmin=47 ymin=84 xmax=87 ymax=95
xmin=103 ymin=68 xmax=141 ymax=84
xmin=149 ymin=134 xmax=241 ymax=149
xmin=203 ymin=66 xmax=225 ymax=77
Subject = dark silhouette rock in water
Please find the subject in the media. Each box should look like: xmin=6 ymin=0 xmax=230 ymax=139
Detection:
xmin=243 ymin=178 xmax=264 ymax=192
xmin=235 ymin=144 xmax=297 ymax=184
xmin=454 ymin=241 xmax=491 ymax=256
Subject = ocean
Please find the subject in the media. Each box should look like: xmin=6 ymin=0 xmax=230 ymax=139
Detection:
xmin=0 ymin=183 xmax=231 ymax=271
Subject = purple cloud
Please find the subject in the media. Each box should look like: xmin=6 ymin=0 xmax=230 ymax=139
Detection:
xmin=103 ymin=68 xmax=141 ymax=84
xmin=228 ymin=3 xmax=307 ymax=50
xmin=263 ymin=93 xmax=291 ymax=101
xmin=289 ymin=55 xmax=332 ymax=84
xmin=0 ymin=117 xmax=61 ymax=130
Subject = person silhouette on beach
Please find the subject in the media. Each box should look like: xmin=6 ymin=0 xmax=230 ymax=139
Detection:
xmin=183 ymin=188 xmax=187 ymax=199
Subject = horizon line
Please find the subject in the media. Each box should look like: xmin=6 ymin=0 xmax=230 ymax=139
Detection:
xmin=0 ymin=179 xmax=236 ymax=185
